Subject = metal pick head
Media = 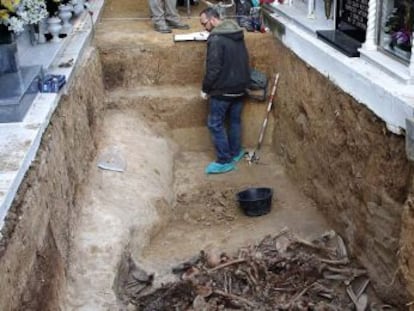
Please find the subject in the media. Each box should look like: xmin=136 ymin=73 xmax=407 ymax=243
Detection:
xmin=246 ymin=151 xmax=259 ymax=165
xmin=246 ymin=151 xmax=253 ymax=165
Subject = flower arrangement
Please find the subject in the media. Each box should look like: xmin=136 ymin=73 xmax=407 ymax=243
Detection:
xmin=384 ymin=0 xmax=413 ymax=52
xmin=0 ymin=0 xmax=48 ymax=33
xmin=391 ymin=29 xmax=411 ymax=51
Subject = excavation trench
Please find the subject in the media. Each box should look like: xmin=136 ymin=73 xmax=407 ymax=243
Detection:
xmin=66 ymin=26 xmax=409 ymax=308
xmin=65 ymin=86 xmax=332 ymax=309
xmin=0 ymin=4 xmax=413 ymax=310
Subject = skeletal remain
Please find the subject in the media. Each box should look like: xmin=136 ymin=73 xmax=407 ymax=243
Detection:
xmin=273 ymin=287 xmax=298 ymax=292
xmin=354 ymin=277 xmax=370 ymax=298
xmin=193 ymin=295 xmax=208 ymax=311
xmin=292 ymin=236 xmax=336 ymax=255
xmin=195 ymin=284 xmax=213 ymax=298
xmin=227 ymin=272 xmax=232 ymax=294
xmin=326 ymin=266 xmax=367 ymax=277
xmin=320 ymin=257 xmax=350 ymax=265
xmin=281 ymin=283 xmax=316 ymax=310
xmin=312 ymin=282 xmax=334 ymax=295
xmin=318 ymin=292 xmax=334 ymax=299
xmin=370 ymin=303 xmax=395 ymax=310
xmin=245 ymin=268 xmax=258 ymax=288
xmin=346 ymin=285 xmax=368 ymax=311
xmin=128 ymin=232 xmax=396 ymax=309
xmin=205 ymin=248 xmax=221 ymax=268
xmin=207 ymin=258 xmax=246 ymax=273
xmin=181 ymin=267 xmax=200 ymax=280
xmin=323 ymin=272 xmax=349 ymax=280
xmin=213 ymin=289 xmax=256 ymax=307
xmin=335 ymin=233 xmax=348 ymax=259
xmin=276 ymin=235 xmax=291 ymax=254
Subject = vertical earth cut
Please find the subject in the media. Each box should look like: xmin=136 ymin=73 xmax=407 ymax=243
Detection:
xmin=0 ymin=47 xmax=105 ymax=311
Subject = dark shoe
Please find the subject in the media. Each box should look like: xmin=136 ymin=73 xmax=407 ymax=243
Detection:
xmin=167 ymin=22 xmax=190 ymax=30
xmin=154 ymin=24 xmax=172 ymax=33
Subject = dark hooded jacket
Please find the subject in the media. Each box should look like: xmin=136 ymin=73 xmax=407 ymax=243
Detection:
xmin=202 ymin=20 xmax=250 ymax=99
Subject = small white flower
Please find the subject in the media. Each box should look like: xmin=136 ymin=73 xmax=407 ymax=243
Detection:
xmin=7 ymin=16 xmax=25 ymax=32
xmin=2 ymin=0 xmax=48 ymax=33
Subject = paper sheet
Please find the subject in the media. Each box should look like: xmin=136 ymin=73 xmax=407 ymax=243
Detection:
xmin=173 ymin=31 xmax=209 ymax=42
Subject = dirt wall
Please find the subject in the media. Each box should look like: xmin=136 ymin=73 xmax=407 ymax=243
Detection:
xmin=0 ymin=47 xmax=105 ymax=311
xmin=400 ymin=189 xmax=414 ymax=310
xmin=99 ymin=42 xmax=206 ymax=91
xmin=98 ymin=31 xmax=279 ymax=92
xmin=265 ymin=34 xmax=412 ymax=305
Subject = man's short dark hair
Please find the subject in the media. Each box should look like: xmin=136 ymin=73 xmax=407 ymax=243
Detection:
xmin=200 ymin=7 xmax=220 ymax=18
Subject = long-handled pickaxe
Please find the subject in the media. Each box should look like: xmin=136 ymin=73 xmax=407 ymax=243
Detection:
xmin=247 ymin=73 xmax=280 ymax=164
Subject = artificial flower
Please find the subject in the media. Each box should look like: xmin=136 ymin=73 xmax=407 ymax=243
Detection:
xmin=0 ymin=0 xmax=47 ymax=33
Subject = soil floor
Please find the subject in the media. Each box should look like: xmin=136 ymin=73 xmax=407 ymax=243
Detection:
xmin=138 ymin=148 xmax=330 ymax=272
xmin=64 ymin=104 xmax=330 ymax=308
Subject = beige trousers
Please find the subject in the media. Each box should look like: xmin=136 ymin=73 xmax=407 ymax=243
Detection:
xmin=149 ymin=0 xmax=181 ymax=26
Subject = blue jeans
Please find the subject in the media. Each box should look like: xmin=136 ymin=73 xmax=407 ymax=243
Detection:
xmin=207 ymin=97 xmax=243 ymax=164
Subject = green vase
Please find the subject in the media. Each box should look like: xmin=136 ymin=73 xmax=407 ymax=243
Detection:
xmin=0 ymin=24 xmax=14 ymax=44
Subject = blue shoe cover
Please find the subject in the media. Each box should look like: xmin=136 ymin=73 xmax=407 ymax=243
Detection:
xmin=205 ymin=162 xmax=235 ymax=174
xmin=232 ymin=150 xmax=246 ymax=163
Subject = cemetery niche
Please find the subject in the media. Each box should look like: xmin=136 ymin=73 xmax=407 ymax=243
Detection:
xmin=316 ymin=0 xmax=369 ymax=57
xmin=380 ymin=0 xmax=413 ymax=62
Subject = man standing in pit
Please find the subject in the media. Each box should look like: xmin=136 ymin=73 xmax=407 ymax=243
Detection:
xmin=149 ymin=0 xmax=190 ymax=33
xmin=199 ymin=7 xmax=250 ymax=174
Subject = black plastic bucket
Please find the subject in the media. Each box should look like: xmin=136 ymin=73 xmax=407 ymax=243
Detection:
xmin=236 ymin=187 xmax=273 ymax=217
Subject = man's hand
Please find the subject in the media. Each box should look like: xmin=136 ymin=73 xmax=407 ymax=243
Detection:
xmin=200 ymin=91 xmax=208 ymax=100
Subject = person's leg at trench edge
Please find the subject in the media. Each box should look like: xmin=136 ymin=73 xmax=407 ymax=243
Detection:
xmin=164 ymin=0 xmax=189 ymax=29
xmin=149 ymin=0 xmax=172 ymax=33
xmin=205 ymin=98 xmax=235 ymax=174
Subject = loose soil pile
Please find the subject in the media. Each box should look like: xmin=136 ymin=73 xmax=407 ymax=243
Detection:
xmin=175 ymin=184 xmax=239 ymax=226
xmin=121 ymin=230 xmax=396 ymax=310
